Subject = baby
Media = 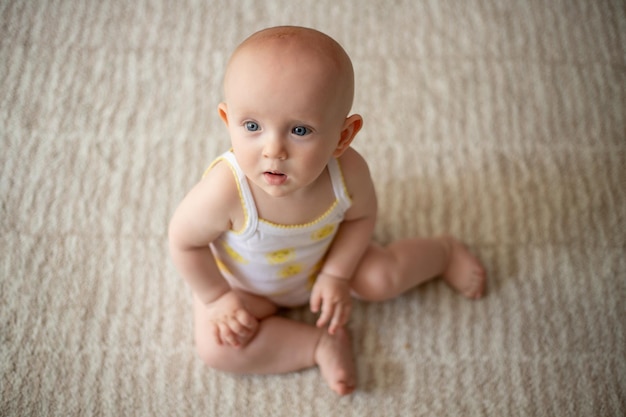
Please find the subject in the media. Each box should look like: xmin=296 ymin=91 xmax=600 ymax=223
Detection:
xmin=168 ymin=26 xmax=486 ymax=396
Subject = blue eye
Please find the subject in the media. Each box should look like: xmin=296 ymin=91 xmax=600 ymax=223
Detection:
xmin=292 ymin=126 xmax=310 ymax=136
xmin=245 ymin=121 xmax=259 ymax=132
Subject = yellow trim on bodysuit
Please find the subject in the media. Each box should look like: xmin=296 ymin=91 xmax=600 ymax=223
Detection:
xmin=258 ymin=158 xmax=352 ymax=229
xmin=336 ymin=158 xmax=352 ymax=202
xmin=259 ymin=199 xmax=339 ymax=229
xmin=203 ymin=157 xmax=249 ymax=235
xmin=203 ymin=153 xmax=351 ymax=233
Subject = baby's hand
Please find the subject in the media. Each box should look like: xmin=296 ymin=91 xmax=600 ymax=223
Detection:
xmin=310 ymin=273 xmax=352 ymax=335
xmin=204 ymin=291 xmax=258 ymax=348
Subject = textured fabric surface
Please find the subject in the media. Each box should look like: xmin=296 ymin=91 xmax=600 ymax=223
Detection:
xmin=1 ymin=1 xmax=625 ymax=416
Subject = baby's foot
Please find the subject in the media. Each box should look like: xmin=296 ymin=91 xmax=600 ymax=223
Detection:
xmin=314 ymin=327 xmax=356 ymax=395
xmin=441 ymin=236 xmax=487 ymax=299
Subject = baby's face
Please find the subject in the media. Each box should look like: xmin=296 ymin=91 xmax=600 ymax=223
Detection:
xmin=220 ymin=40 xmax=352 ymax=198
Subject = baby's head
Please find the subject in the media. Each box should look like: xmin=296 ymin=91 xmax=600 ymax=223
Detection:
xmin=218 ymin=27 xmax=363 ymax=197
xmin=222 ymin=26 xmax=355 ymax=123
xmin=218 ymin=26 xmax=361 ymax=153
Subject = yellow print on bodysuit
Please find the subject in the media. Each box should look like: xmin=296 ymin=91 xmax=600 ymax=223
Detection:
xmin=266 ymin=248 xmax=295 ymax=265
xmin=279 ymin=263 xmax=303 ymax=279
xmin=215 ymin=258 xmax=232 ymax=275
xmin=307 ymin=259 xmax=324 ymax=290
xmin=222 ymin=242 xmax=247 ymax=264
xmin=311 ymin=224 xmax=335 ymax=241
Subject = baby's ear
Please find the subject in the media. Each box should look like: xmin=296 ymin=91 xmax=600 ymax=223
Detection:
xmin=218 ymin=103 xmax=229 ymax=126
xmin=333 ymin=114 xmax=363 ymax=157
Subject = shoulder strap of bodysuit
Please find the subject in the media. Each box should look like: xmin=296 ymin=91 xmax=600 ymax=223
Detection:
xmin=205 ymin=151 xmax=258 ymax=239
xmin=327 ymin=157 xmax=352 ymax=213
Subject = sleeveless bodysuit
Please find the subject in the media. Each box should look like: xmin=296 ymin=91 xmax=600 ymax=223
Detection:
xmin=208 ymin=151 xmax=352 ymax=307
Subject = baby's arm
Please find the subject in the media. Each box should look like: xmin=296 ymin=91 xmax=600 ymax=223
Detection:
xmin=311 ymin=148 xmax=377 ymax=333
xmin=169 ymin=162 xmax=258 ymax=347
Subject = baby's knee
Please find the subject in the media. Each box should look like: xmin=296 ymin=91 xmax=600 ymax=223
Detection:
xmin=195 ymin=332 xmax=258 ymax=374
xmin=195 ymin=338 xmax=218 ymax=369
xmin=352 ymin=268 xmax=399 ymax=302
xmin=195 ymin=334 xmax=230 ymax=370
xmin=351 ymin=246 xmax=401 ymax=301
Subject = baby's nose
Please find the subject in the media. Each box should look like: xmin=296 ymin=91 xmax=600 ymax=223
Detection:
xmin=262 ymin=135 xmax=287 ymax=160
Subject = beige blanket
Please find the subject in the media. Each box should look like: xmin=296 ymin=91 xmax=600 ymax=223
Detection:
xmin=2 ymin=0 xmax=625 ymax=415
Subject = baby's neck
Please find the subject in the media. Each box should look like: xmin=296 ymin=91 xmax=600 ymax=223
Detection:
xmin=249 ymin=169 xmax=335 ymax=226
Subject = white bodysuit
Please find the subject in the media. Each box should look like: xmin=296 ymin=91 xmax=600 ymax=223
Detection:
xmin=208 ymin=151 xmax=352 ymax=307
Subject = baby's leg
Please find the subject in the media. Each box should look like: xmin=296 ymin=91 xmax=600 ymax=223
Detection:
xmin=193 ymin=296 xmax=356 ymax=395
xmin=351 ymin=235 xmax=486 ymax=301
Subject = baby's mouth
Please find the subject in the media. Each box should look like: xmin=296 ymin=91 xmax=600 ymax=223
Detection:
xmin=263 ymin=171 xmax=287 ymax=185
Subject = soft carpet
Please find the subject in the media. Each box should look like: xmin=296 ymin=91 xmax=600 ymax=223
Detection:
xmin=1 ymin=0 xmax=625 ymax=416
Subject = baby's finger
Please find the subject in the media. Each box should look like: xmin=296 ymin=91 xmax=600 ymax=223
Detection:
xmin=227 ymin=316 xmax=249 ymax=337
xmin=316 ymin=300 xmax=334 ymax=328
xmin=328 ymin=304 xmax=352 ymax=334
xmin=235 ymin=309 xmax=257 ymax=331
xmin=218 ymin=322 xmax=239 ymax=347
xmin=310 ymin=289 xmax=322 ymax=314
xmin=328 ymin=303 xmax=345 ymax=334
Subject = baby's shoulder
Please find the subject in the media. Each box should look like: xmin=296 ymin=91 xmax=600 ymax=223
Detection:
xmin=197 ymin=158 xmax=241 ymax=208
xmin=180 ymin=159 xmax=241 ymax=226
xmin=169 ymin=159 xmax=241 ymax=245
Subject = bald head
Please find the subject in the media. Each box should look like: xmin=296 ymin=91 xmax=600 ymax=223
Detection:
xmin=224 ymin=26 xmax=355 ymax=118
